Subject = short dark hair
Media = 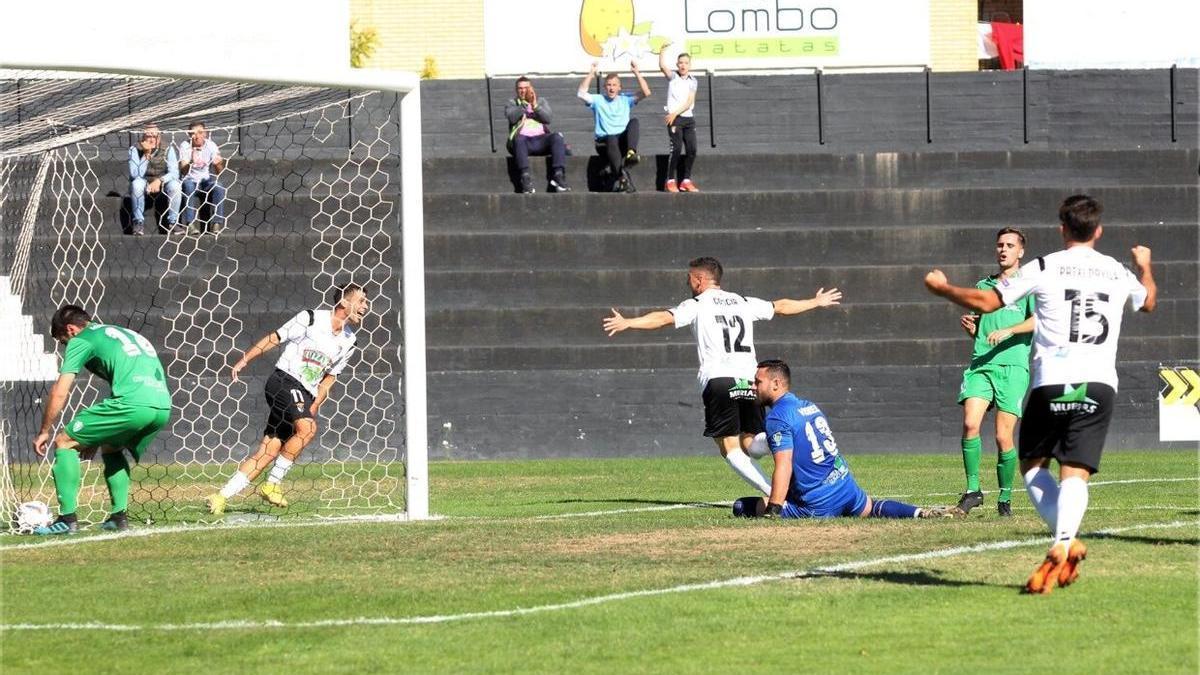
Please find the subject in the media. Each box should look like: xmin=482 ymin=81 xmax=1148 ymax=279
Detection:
xmin=188 ymin=120 xmax=206 ymax=131
xmin=757 ymin=359 xmax=791 ymax=385
xmin=51 ymin=304 xmax=91 ymax=339
xmin=515 ymin=76 xmax=531 ymax=87
xmin=1058 ymin=194 xmax=1103 ymax=242
xmin=678 ymin=52 xmax=691 ymax=60
xmin=330 ymin=282 xmax=365 ymax=306
xmin=688 ymin=256 xmax=723 ymax=283
xmin=604 ymin=72 xmax=620 ymax=83
xmin=996 ymin=226 xmax=1026 ymax=246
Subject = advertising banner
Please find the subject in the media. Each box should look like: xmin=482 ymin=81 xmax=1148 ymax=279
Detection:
xmin=484 ymin=0 xmax=930 ymax=75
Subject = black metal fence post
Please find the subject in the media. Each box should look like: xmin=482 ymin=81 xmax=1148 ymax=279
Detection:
xmin=816 ymin=69 xmax=825 ymax=145
xmin=707 ymin=71 xmax=716 ymax=148
xmin=924 ymin=66 xmax=932 ymax=144
xmin=485 ymin=76 xmax=496 ymax=153
xmin=1169 ymin=64 xmax=1177 ymax=143
xmin=1022 ymin=66 xmax=1029 ymax=145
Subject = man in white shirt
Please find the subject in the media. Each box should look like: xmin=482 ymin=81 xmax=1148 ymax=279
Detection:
xmin=658 ymin=44 xmax=699 ymax=193
xmin=178 ymin=120 xmax=227 ymax=234
xmin=207 ymin=283 xmax=369 ymax=515
xmin=603 ymin=256 xmax=842 ymax=494
xmin=924 ymin=194 xmax=1157 ymax=594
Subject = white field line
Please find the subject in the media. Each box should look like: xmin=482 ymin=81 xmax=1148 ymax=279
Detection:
xmin=1 ymin=476 xmax=1195 ymax=551
xmin=2 ymin=519 xmax=1195 ymax=633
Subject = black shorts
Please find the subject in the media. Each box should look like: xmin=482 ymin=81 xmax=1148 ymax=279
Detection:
xmin=701 ymin=377 xmax=765 ymax=438
xmin=263 ymin=369 xmax=315 ymax=439
xmin=1019 ymin=382 xmax=1115 ymax=474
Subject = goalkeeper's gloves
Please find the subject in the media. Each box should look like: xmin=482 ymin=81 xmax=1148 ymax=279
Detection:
xmin=764 ymin=502 xmax=783 ymax=519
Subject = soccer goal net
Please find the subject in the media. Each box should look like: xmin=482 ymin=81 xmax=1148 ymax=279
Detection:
xmin=0 ymin=64 xmax=428 ymax=530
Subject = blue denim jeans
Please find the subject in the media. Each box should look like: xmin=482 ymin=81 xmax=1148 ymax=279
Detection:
xmin=181 ymin=176 xmax=226 ymax=226
xmin=129 ymin=177 xmax=181 ymax=225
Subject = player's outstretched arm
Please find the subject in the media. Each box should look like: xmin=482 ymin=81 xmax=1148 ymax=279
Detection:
xmin=230 ymin=332 xmax=281 ymax=381
xmin=603 ymin=308 xmax=674 ymax=336
xmin=33 ymin=373 xmax=76 ymax=456
xmin=925 ymin=270 xmax=1002 ymax=313
xmin=772 ymin=287 xmax=842 ymax=316
xmin=1131 ymin=245 xmax=1157 ymax=313
xmin=577 ymin=62 xmax=597 ymax=102
xmin=986 ymin=316 xmax=1034 ymax=346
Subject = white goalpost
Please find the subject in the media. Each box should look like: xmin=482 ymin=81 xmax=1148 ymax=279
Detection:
xmin=0 ymin=60 xmax=429 ymax=526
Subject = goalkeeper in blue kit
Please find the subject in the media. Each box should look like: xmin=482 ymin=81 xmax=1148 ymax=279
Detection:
xmin=732 ymin=360 xmax=956 ymax=520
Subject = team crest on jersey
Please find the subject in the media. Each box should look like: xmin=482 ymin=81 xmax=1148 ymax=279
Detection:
xmin=72 ymin=420 xmax=84 ymax=432
xmin=771 ymin=432 xmax=783 ymax=446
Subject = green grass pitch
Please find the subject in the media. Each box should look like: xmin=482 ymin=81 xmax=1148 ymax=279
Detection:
xmin=2 ymin=451 xmax=1197 ymax=673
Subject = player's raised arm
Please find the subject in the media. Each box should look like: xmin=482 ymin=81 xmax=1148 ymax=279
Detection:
xmin=230 ymin=331 xmax=281 ymax=381
xmin=924 ymin=270 xmax=1003 ymax=313
xmin=1131 ymin=245 xmax=1157 ymax=312
xmin=772 ymin=287 xmax=842 ymax=316
xmin=577 ymin=62 xmax=598 ymax=102
xmin=603 ymin=308 xmax=674 ymax=336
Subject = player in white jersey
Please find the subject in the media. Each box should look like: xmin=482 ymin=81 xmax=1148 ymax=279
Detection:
xmin=207 ymin=283 xmax=369 ymax=515
xmin=924 ymin=195 xmax=1157 ymax=594
xmin=603 ymin=256 xmax=842 ymax=494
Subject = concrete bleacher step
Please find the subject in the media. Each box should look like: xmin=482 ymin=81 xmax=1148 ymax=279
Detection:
xmin=420 ymin=148 xmax=1200 ymax=194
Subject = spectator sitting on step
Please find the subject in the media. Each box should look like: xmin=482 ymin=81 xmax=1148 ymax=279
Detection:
xmin=177 ymin=121 xmax=227 ymax=234
xmin=127 ymin=123 xmax=181 ymax=236
xmin=505 ymin=76 xmax=570 ymax=194
xmin=577 ymin=60 xmax=650 ymax=193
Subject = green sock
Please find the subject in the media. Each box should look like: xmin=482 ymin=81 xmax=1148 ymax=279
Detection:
xmin=996 ymin=448 xmax=1018 ymax=502
xmin=102 ymin=452 xmax=131 ymax=513
xmin=51 ymin=449 xmax=81 ymax=515
xmin=961 ymin=436 xmax=982 ymax=492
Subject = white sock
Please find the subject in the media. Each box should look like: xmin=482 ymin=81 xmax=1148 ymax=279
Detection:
xmin=219 ymin=471 xmax=251 ymax=498
xmin=1054 ymin=476 xmax=1089 ymax=547
xmin=725 ymin=449 xmax=771 ymax=495
xmin=1023 ymin=466 xmax=1059 ymax=531
xmin=746 ymin=432 xmax=770 ymax=459
xmin=267 ymin=456 xmax=294 ymax=485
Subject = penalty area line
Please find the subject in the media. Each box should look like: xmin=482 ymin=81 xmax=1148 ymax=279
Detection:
xmin=1 ymin=519 xmax=1195 ymax=633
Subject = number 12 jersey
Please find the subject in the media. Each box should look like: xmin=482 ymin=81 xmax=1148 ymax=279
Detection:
xmin=671 ymin=288 xmax=775 ymax=390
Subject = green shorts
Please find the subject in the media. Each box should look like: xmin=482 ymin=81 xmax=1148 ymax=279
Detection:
xmin=958 ymin=364 xmax=1030 ymax=417
xmin=64 ymin=399 xmax=171 ymax=461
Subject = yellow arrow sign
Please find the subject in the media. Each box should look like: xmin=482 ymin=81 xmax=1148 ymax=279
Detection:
xmin=1159 ymin=367 xmax=1200 ymax=405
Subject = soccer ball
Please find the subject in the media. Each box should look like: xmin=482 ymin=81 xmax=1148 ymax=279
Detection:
xmin=14 ymin=500 xmax=53 ymax=534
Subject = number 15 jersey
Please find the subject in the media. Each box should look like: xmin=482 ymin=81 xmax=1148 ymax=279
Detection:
xmin=996 ymin=246 xmax=1148 ymax=391
xmin=671 ymin=288 xmax=775 ymax=390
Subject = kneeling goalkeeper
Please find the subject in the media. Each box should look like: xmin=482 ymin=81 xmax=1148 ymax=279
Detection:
xmin=207 ymin=283 xmax=367 ymax=516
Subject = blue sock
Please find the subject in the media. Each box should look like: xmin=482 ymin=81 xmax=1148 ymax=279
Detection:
xmin=870 ymin=500 xmax=920 ymax=519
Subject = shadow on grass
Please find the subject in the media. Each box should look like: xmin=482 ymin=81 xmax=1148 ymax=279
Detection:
xmin=1092 ymin=532 xmax=1199 ymax=547
xmin=542 ymin=498 xmax=727 ymax=509
xmin=801 ymin=568 xmax=1003 ymax=588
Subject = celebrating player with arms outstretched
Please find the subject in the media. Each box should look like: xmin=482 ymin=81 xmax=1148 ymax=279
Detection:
xmin=34 ymin=305 xmax=173 ymax=534
xmin=952 ymin=227 xmax=1036 ymax=517
xmin=207 ymin=283 xmax=368 ymax=516
xmin=925 ymin=195 xmax=1156 ymax=593
xmin=603 ymin=256 xmax=841 ymax=495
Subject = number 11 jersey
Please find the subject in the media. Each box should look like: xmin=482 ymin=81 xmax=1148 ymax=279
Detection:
xmin=996 ymin=246 xmax=1148 ymax=391
xmin=671 ymin=288 xmax=775 ymax=391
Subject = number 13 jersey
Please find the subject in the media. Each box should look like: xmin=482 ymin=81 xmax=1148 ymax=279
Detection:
xmin=671 ymin=288 xmax=775 ymax=391
xmin=996 ymin=246 xmax=1148 ymax=391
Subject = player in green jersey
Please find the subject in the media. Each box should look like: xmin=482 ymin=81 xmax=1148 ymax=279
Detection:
xmin=31 ymin=305 xmax=172 ymax=534
xmin=953 ymin=228 xmax=1035 ymax=517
